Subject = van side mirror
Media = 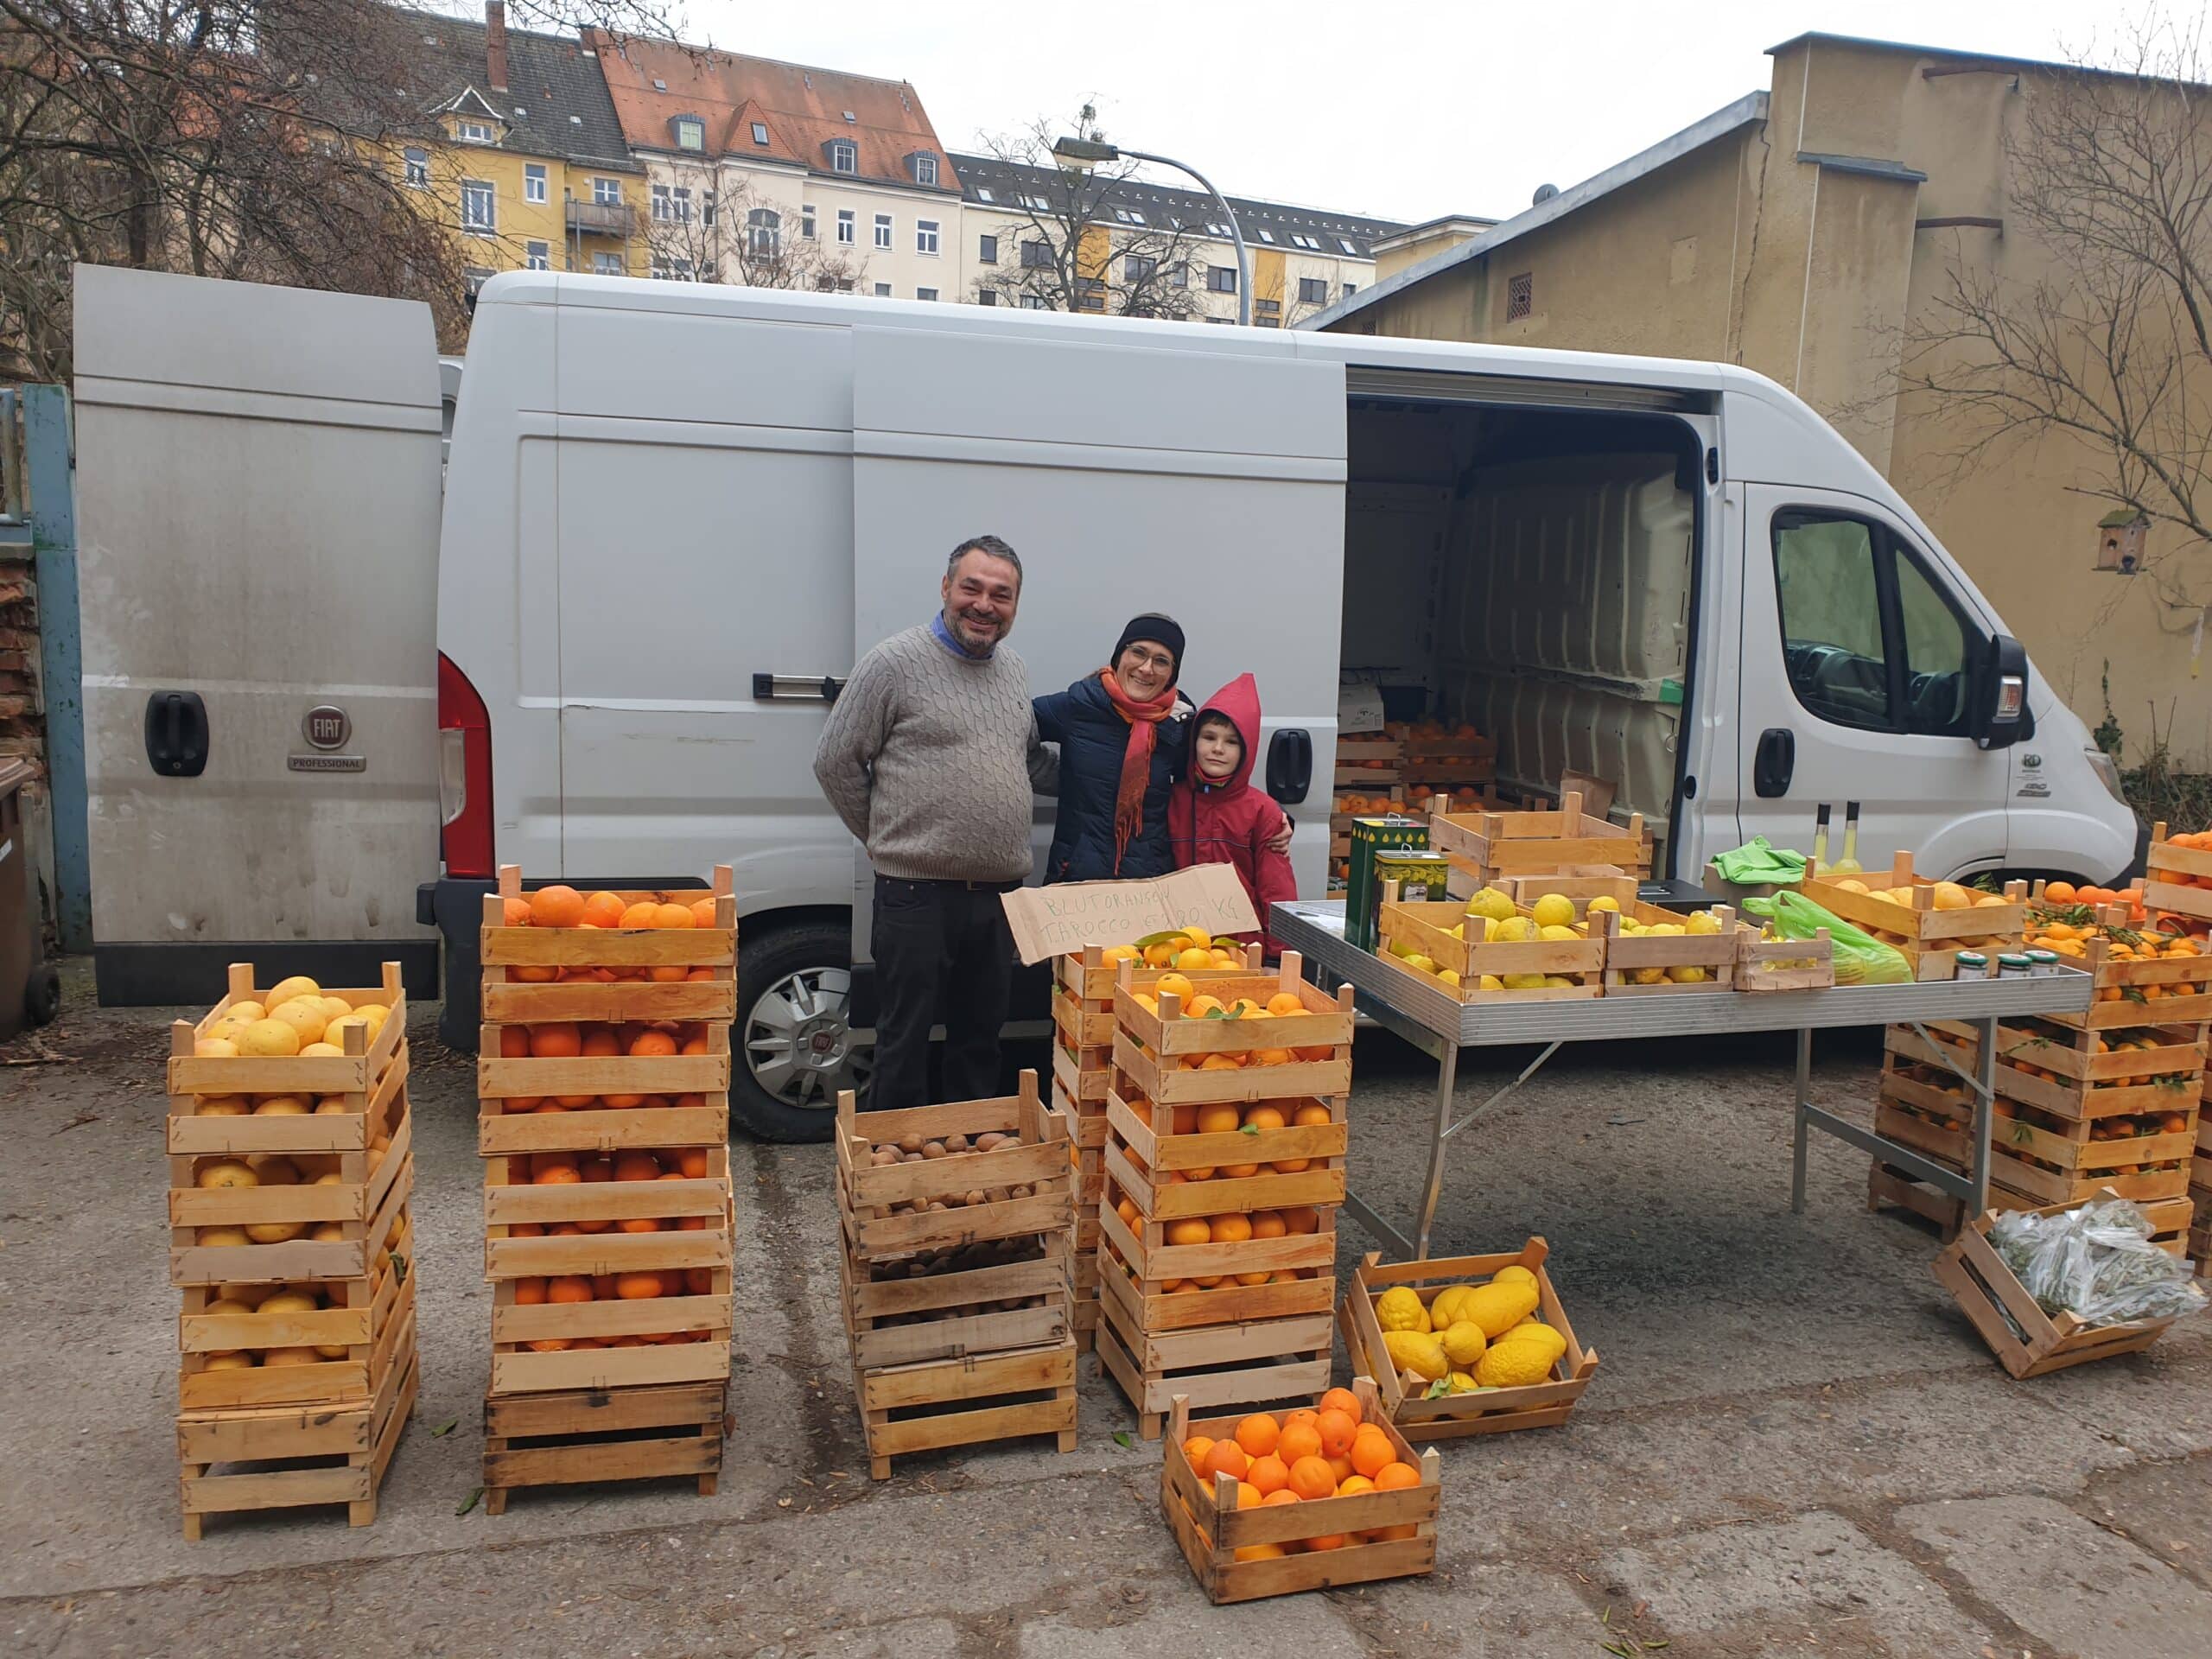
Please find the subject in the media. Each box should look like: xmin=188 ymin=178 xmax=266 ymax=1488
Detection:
xmin=1974 ymin=633 xmax=2030 ymax=751
xmin=1266 ymin=728 xmax=1312 ymax=805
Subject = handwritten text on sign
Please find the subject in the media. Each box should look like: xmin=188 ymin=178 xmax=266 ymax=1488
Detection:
xmin=999 ymin=865 xmax=1261 ymax=965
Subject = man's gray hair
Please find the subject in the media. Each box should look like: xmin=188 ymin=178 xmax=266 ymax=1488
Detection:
xmin=947 ymin=534 xmax=1022 ymax=587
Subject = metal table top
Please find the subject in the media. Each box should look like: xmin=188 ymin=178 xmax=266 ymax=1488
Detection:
xmin=1273 ymin=899 xmax=2096 ymax=1048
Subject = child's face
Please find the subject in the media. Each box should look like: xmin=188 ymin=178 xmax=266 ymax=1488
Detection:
xmin=1195 ymin=721 xmax=1243 ymax=779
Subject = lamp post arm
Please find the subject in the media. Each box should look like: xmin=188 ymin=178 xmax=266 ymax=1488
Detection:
xmin=1119 ymin=147 xmax=1250 ymax=327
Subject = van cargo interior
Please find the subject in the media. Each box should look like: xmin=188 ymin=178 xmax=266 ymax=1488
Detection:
xmin=1339 ymin=397 xmax=1704 ymax=877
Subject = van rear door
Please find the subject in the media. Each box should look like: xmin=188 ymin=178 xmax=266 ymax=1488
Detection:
xmin=73 ymin=266 xmax=443 ymax=1001
xmin=849 ymin=324 xmax=1347 ymax=953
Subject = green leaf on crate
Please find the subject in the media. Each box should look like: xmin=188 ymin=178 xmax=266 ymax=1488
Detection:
xmin=429 ymin=1419 xmax=458 ymax=1438
xmin=1422 ymin=1378 xmax=1454 ymax=1400
xmin=1112 ymin=1430 xmax=1134 ymax=1450
xmin=1239 ymin=1122 xmax=1261 ymax=1136
xmin=392 ymin=1253 xmax=410 ymax=1284
xmin=457 ymin=1487 xmax=482 ymax=1516
xmin=1205 ymin=1008 xmax=1231 ymax=1020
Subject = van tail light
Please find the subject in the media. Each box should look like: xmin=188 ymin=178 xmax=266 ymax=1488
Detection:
xmin=437 ymin=651 xmax=494 ymax=879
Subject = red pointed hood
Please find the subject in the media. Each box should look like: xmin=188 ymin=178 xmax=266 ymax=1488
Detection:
xmin=1192 ymin=673 xmax=1262 ymax=794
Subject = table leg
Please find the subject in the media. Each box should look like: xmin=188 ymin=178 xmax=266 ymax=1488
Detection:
xmin=1968 ymin=1014 xmax=1996 ymax=1215
xmin=1411 ymin=1043 xmax=1459 ymax=1262
xmin=1789 ymin=1027 xmax=1813 ymax=1214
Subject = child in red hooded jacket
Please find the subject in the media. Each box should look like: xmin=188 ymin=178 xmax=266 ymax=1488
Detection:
xmin=1166 ymin=674 xmax=1297 ymax=957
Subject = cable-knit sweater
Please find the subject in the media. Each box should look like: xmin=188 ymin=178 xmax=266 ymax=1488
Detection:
xmin=813 ymin=623 xmax=1055 ymax=882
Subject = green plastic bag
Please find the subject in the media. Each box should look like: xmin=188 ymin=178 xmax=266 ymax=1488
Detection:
xmin=1743 ymin=890 xmax=1910 ymax=985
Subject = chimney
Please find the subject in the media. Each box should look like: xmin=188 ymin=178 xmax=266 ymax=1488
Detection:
xmin=486 ymin=1 xmax=508 ymax=92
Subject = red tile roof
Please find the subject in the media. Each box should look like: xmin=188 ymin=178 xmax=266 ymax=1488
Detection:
xmin=583 ymin=31 xmax=958 ymax=194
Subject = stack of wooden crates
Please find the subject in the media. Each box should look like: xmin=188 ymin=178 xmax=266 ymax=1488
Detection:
xmin=2142 ymin=827 xmax=2212 ymax=1271
xmin=168 ymin=963 xmax=418 ymax=1539
xmin=1872 ymin=900 xmax=2205 ymax=1255
xmin=1094 ymin=953 xmax=1357 ymax=1439
xmin=835 ymin=1071 xmax=1077 ymax=1478
xmin=475 ymin=868 xmax=738 ymax=1512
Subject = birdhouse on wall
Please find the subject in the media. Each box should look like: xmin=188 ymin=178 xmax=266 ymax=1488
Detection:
xmin=2096 ymin=509 xmax=2146 ymax=574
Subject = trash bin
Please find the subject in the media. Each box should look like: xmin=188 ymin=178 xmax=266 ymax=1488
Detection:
xmin=0 ymin=758 xmax=60 ymax=1039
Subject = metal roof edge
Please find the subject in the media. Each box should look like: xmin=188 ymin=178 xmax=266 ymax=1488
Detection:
xmin=1298 ymin=89 xmax=1770 ymax=333
xmin=1796 ymin=151 xmax=1928 ymax=183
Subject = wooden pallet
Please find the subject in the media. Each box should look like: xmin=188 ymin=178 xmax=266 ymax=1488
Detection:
xmin=2141 ymin=823 xmax=2212 ymax=925
xmin=480 ymin=1379 xmax=728 ymax=1512
xmin=1376 ymin=893 xmax=1605 ymax=1001
xmin=855 ymin=1337 xmax=1077 ymax=1479
xmin=1161 ymin=1377 xmax=1439 ymax=1603
xmin=1093 ymin=1284 xmax=1331 ymax=1441
xmin=1802 ymin=857 xmax=2028 ymax=980
xmin=1426 ymin=790 xmax=1651 ymax=887
xmin=1934 ymin=1195 xmax=2183 ymax=1377
xmin=1338 ymin=1243 xmax=1598 ymax=1440
xmin=178 ymin=1343 xmax=416 ymax=1540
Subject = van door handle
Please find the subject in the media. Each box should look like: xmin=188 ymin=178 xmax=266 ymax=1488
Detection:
xmin=1266 ymin=728 xmax=1312 ymax=805
xmin=1753 ymin=728 xmax=1794 ymax=798
xmin=145 ymin=690 xmax=210 ymax=778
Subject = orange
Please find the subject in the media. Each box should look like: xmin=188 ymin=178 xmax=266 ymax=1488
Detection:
xmin=1350 ymin=1427 xmax=1394 ymax=1478
xmin=1166 ymin=1218 xmax=1211 ymax=1246
xmin=1281 ymin=1205 xmax=1321 ymax=1234
xmin=530 ymin=885 xmax=586 ymax=929
xmin=1234 ymin=1482 xmax=1264 ymax=1510
xmin=513 ymin=1277 xmax=548 ymax=1306
xmin=1373 ymin=1462 xmax=1421 ymax=1491
xmin=1335 ymin=1473 xmax=1376 ymax=1500
xmin=1198 ymin=1053 xmax=1243 ymax=1071
xmin=530 ymin=1023 xmax=581 ymax=1058
xmin=630 ymin=1028 xmax=678 ymax=1057
xmin=613 ymin=1151 xmax=662 ymax=1182
xmin=1282 ymin=1408 xmax=1321 ymax=1433
xmin=1303 ymin=1531 xmax=1347 ymax=1552
xmin=1210 ymin=1213 xmax=1255 ymax=1244
xmin=579 ymin=1156 xmax=613 ymax=1182
xmin=1243 ymin=1104 xmax=1287 ymax=1130
xmin=582 ymin=1028 xmax=621 ymax=1058
xmin=677 ymin=1147 xmax=709 ymax=1179
xmin=1319 ymin=1386 xmax=1363 ymax=1425
xmin=615 ymin=1271 xmax=665 ymax=1299
xmin=690 ymin=896 xmax=718 ymax=928
xmin=619 ymin=901 xmax=660 ymax=930
xmin=502 ymin=895 xmax=533 ymax=927
xmin=579 ymin=890 xmax=627 ymax=928
xmin=1249 ymin=1211 xmax=1287 ymax=1239
xmin=547 ymin=1275 xmax=593 ymax=1304
xmin=2044 ymin=880 xmax=2077 ymax=906
xmin=1247 ymin=1452 xmax=1289 ymax=1496
xmin=1203 ymin=1440 xmax=1249 ymax=1482
xmin=1326 ymin=1452 xmax=1356 ymax=1485
xmin=1262 ymin=1489 xmax=1302 ymax=1508
xmin=1315 ymin=1408 xmax=1357 ymax=1459
xmin=1116 ymin=1196 xmax=1141 ymax=1227
xmin=1219 ymin=1162 xmax=1262 ymax=1179
xmin=1251 ymin=1048 xmax=1296 ymax=1067
xmin=1234 ymin=1413 xmax=1281 ymax=1459
xmin=653 ymin=902 xmax=696 ymax=930
xmin=1287 ymin=1455 xmax=1337 ymax=1501
xmin=1294 ymin=1103 xmax=1332 ymax=1128
xmin=685 ymin=1267 xmax=714 ymax=1294
xmin=1277 ymin=1421 xmax=1324 ymax=1465
xmin=1233 ymin=1542 xmax=1288 ymax=1561
xmin=532 ymin=1162 xmax=582 ymax=1186
xmin=616 ymin=1216 xmax=663 ymax=1234
xmin=1181 ymin=1435 xmax=1215 ymax=1471
xmin=1266 ymin=993 xmax=1304 ymax=1015
xmin=1195 ymin=1103 xmax=1241 ymax=1134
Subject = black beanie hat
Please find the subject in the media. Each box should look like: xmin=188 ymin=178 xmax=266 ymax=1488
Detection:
xmin=1112 ymin=613 xmax=1185 ymax=684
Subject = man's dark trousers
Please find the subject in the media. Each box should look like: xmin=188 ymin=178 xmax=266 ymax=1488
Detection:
xmin=869 ymin=874 xmax=1017 ymax=1109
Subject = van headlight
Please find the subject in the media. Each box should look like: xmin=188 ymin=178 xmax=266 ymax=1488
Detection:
xmin=2086 ymin=747 xmax=2126 ymax=804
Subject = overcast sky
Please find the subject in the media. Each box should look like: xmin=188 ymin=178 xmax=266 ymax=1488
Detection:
xmin=667 ymin=0 xmax=2110 ymax=226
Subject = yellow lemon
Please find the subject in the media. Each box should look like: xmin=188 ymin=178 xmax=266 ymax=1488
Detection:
xmin=1530 ymin=893 xmax=1574 ymax=929
xmin=1586 ymin=895 xmax=1620 ymax=914
xmin=1179 ymin=925 xmax=1213 ymax=948
xmin=1538 ymin=924 xmax=1580 ymax=942
xmin=1478 ymin=975 xmax=1505 ymax=992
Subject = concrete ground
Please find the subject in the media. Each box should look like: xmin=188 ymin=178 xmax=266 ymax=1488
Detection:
xmin=3 ymin=960 xmax=2209 ymax=1659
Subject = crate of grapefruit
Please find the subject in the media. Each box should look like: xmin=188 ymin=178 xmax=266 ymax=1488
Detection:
xmin=1161 ymin=1378 xmax=1439 ymax=1603
xmin=1375 ymin=887 xmax=1605 ymax=1001
xmin=1109 ymin=955 xmax=1354 ymax=1107
xmin=1802 ymin=855 xmax=2027 ymax=978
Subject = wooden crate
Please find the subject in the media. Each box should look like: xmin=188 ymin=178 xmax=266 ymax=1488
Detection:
xmin=1598 ymin=905 xmax=1741 ymax=995
xmin=835 ymin=1071 xmax=1072 ymax=1260
xmin=1801 ymin=857 xmax=2028 ymax=979
xmin=2040 ymin=933 xmax=2212 ymax=1031
xmin=481 ymin=1379 xmax=728 ymax=1512
xmin=853 ymin=1336 xmax=1077 ymax=1479
xmin=1376 ymin=895 xmax=1604 ymax=1002
xmin=1426 ymin=790 xmax=1651 ymax=887
xmin=1333 ymin=737 xmax=1403 ymax=790
xmin=1109 ymin=956 xmax=1355 ymax=1104
xmin=1736 ymin=929 xmax=1837 ymax=992
xmin=1094 ymin=1287 xmax=1332 ymax=1440
xmin=1337 ymin=1244 xmax=1599 ymax=1440
xmin=1096 ymin=1163 xmax=1340 ymax=1333
xmin=841 ymin=1229 xmax=1071 ymax=1371
xmin=1908 ymin=1018 xmax=2205 ymax=1122
xmin=483 ymin=1142 xmax=732 ymax=1275
xmin=479 ymin=865 xmax=736 ymax=1006
xmin=178 ymin=1212 xmax=416 ymax=1411
xmin=168 ymin=961 xmax=409 ymax=1106
xmin=2142 ymin=823 xmax=2212 ymax=924
xmin=178 ymin=1343 xmax=416 ymax=1540
xmin=1868 ymin=1160 xmax=2196 ymax=1255
xmin=1161 ymin=1377 xmax=1439 ymax=1603
xmin=1933 ymin=1194 xmax=2184 ymax=1377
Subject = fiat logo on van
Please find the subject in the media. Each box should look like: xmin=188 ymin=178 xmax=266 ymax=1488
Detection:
xmin=302 ymin=705 xmax=352 ymax=750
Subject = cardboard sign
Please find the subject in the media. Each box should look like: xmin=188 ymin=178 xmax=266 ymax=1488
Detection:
xmin=1000 ymin=865 xmax=1262 ymax=966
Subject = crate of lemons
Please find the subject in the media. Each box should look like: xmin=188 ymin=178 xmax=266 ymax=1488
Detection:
xmin=1338 ymin=1242 xmax=1599 ymax=1439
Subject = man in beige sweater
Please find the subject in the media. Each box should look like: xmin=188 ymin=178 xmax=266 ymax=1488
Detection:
xmin=813 ymin=536 xmax=1055 ymax=1109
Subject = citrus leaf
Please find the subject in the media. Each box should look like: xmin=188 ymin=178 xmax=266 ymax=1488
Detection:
xmin=429 ymin=1419 xmax=458 ymax=1438
xmin=457 ymin=1487 xmax=482 ymax=1516
xmin=1134 ymin=931 xmax=1187 ymax=949
xmin=1112 ymin=1430 xmax=1134 ymax=1449
xmin=1239 ymin=1122 xmax=1261 ymax=1136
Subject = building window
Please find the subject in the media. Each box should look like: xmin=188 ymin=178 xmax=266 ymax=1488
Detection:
xmin=874 ymin=282 xmax=893 ymax=296
xmin=403 ymin=147 xmax=429 ymax=189
xmin=752 ymin=121 xmax=770 ymax=146
xmin=1298 ymin=277 xmax=1327 ymax=305
xmin=1344 ymin=282 xmax=1358 ymax=297
xmin=914 ymin=153 xmax=938 ymax=187
xmin=836 ymin=208 xmax=855 ymax=244
xmin=1125 ymin=252 xmax=1156 ymax=283
xmin=592 ymin=177 xmax=621 ymax=206
xmin=456 ymin=120 xmax=495 ymax=144
xmin=977 ymin=289 xmax=997 ymax=306
xmin=976 ymin=187 xmax=995 ymax=203
xmin=464 ymin=266 xmax=493 ymax=296
xmin=1114 ymin=207 xmax=1143 ymax=226
xmin=1020 ymin=240 xmax=1051 ymax=269
xmin=652 ymin=183 xmax=672 ymax=221
xmin=591 ymin=251 xmax=621 ymax=275
xmin=1020 ymin=293 xmax=1049 ymax=309
xmin=675 ymin=116 xmax=704 ymax=152
xmin=830 ymin=139 xmax=856 ymax=175
xmin=1207 ymin=265 xmax=1237 ymax=294
xmin=525 ymin=239 xmax=550 ymax=270
xmin=1075 ymin=277 xmax=1104 ymax=313
xmin=460 ymin=179 xmax=495 ymax=235
xmin=1338 ymin=238 xmax=1359 ymax=255
xmin=978 ymin=233 xmax=997 ymax=264
xmin=1167 ymin=262 xmax=1188 ymax=289
xmin=1256 ymin=228 xmax=1276 ymax=245
xmin=747 ymin=207 xmax=780 ymax=259
xmin=1506 ymin=271 xmax=1533 ymax=321
xmin=874 ymin=213 xmax=893 ymax=250
xmin=917 ymin=287 xmax=938 ymax=302
xmin=1253 ymin=298 xmax=1281 ymax=327
xmin=801 ymin=204 xmax=817 ymax=239
xmin=916 ymin=219 xmax=938 ymax=255
xmin=649 ymin=183 xmax=691 ymax=224
xmin=521 ymin=162 xmax=546 ymax=204
xmin=652 ymin=257 xmax=671 ymax=280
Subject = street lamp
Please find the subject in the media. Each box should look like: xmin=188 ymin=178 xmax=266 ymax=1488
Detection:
xmin=1051 ymin=135 xmax=1249 ymax=327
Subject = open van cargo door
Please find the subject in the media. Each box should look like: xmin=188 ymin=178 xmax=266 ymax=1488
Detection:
xmin=73 ymin=266 xmax=443 ymax=1002
xmin=848 ymin=326 xmax=1348 ymax=960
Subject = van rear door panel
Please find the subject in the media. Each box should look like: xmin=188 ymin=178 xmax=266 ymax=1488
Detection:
xmin=849 ymin=327 xmax=1346 ymax=952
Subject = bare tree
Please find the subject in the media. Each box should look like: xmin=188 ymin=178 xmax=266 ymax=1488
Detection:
xmin=1895 ymin=13 xmax=2212 ymax=611
xmin=969 ymin=105 xmax=1215 ymax=319
xmin=0 ymin=0 xmax=677 ymax=380
xmin=642 ymin=171 xmax=868 ymax=290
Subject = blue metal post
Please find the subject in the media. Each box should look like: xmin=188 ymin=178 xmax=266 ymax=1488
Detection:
xmin=23 ymin=386 xmax=90 ymax=952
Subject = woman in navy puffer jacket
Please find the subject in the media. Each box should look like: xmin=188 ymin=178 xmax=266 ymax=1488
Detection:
xmin=1033 ymin=614 xmax=1192 ymax=883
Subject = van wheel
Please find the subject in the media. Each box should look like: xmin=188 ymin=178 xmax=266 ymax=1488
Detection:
xmin=733 ymin=922 xmax=874 ymax=1143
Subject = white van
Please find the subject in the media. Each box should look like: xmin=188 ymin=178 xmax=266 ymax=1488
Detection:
xmin=73 ymin=267 xmax=2136 ymax=1141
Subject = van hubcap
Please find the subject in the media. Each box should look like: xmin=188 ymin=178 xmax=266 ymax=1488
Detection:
xmin=746 ymin=966 xmax=874 ymax=1110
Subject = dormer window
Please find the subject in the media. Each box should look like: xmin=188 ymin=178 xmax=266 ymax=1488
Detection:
xmin=752 ymin=121 xmax=769 ymax=147
xmin=672 ymin=115 xmax=703 ymax=152
xmin=828 ymin=138 xmax=856 ymax=175
xmin=911 ymin=151 xmax=938 ymax=187
xmin=455 ymin=119 xmax=495 ymax=144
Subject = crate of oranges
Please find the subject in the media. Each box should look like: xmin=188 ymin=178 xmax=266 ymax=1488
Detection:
xmin=1161 ymin=1379 xmax=1439 ymax=1603
xmin=2143 ymin=823 xmax=2212 ymax=927
xmin=1109 ymin=952 xmax=1354 ymax=1107
xmin=2025 ymin=893 xmax=2212 ymax=1031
